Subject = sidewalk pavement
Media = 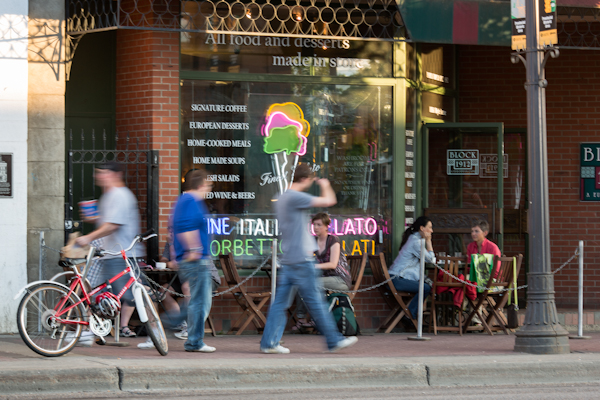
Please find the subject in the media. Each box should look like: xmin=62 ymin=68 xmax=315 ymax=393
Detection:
xmin=1 ymin=330 xmax=599 ymax=396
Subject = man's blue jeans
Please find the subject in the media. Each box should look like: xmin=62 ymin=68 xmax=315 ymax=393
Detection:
xmin=260 ymin=261 xmax=346 ymax=351
xmin=391 ymin=276 xmax=431 ymax=319
xmin=178 ymin=258 xmax=212 ymax=351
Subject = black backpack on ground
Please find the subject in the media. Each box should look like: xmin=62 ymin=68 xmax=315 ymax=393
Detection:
xmin=327 ymin=293 xmax=360 ymax=336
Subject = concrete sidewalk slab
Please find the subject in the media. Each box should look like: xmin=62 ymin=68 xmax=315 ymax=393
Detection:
xmin=1 ymin=332 xmax=599 ymax=395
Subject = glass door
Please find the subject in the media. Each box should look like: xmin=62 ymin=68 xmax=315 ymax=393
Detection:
xmin=423 ymin=123 xmax=509 ymax=255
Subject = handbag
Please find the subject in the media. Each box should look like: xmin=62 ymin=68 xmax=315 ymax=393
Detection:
xmin=506 ymin=257 xmax=520 ymax=329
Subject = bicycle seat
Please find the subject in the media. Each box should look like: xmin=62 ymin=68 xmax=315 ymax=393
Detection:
xmin=59 ymin=258 xmax=87 ymax=267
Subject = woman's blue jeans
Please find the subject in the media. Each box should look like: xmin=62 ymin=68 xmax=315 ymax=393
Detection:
xmin=391 ymin=276 xmax=431 ymax=319
xmin=260 ymin=261 xmax=345 ymax=351
xmin=178 ymin=258 xmax=212 ymax=351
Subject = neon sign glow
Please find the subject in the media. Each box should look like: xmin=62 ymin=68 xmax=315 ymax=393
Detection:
xmin=262 ymin=102 xmax=310 ymax=156
xmin=208 ymin=216 xmax=381 ymax=257
xmin=310 ymin=217 xmax=378 ymax=236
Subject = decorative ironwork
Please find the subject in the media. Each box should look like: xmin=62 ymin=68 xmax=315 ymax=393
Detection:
xmin=65 ymin=130 xmax=159 ymax=261
xmin=67 ymin=0 xmax=407 ymax=41
xmin=557 ymin=6 xmax=600 ymax=50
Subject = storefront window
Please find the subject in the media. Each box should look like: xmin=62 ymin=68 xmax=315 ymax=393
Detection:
xmin=180 ymin=80 xmax=393 ymax=263
xmin=181 ymin=32 xmax=393 ymax=78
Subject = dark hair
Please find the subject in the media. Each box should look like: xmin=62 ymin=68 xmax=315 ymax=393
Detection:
xmin=292 ymin=163 xmax=314 ymax=183
xmin=97 ymin=161 xmax=124 ymax=174
xmin=472 ymin=219 xmax=489 ymax=233
xmin=399 ymin=216 xmax=431 ymax=251
xmin=311 ymin=212 xmax=331 ymax=226
xmin=184 ymin=169 xmax=208 ymax=191
xmin=182 ymin=169 xmax=199 ymax=191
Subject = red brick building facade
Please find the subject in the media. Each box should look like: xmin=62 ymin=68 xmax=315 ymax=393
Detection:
xmin=458 ymin=45 xmax=600 ymax=308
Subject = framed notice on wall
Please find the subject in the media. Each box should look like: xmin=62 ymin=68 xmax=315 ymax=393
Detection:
xmin=0 ymin=153 xmax=12 ymax=198
xmin=581 ymin=143 xmax=600 ymax=201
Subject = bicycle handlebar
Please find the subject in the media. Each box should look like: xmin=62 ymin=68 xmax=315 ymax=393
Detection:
xmin=98 ymin=228 xmax=157 ymax=257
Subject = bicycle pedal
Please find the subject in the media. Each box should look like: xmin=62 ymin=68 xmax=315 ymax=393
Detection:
xmin=96 ymin=337 xmax=106 ymax=345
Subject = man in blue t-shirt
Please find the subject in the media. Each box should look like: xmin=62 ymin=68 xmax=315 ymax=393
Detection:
xmin=172 ymin=169 xmax=215 ymax=353
xmin=259 ymin=163 xmax=358 ymax=354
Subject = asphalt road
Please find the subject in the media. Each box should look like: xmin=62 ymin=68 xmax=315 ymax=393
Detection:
xmin=5 ymin=383 xmax=600 ymax=400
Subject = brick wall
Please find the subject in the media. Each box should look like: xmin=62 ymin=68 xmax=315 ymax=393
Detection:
xmin=115 ymin=29 xmax=180 ymax=247
xmin=458 ymin=45 xmax=600 ymax=308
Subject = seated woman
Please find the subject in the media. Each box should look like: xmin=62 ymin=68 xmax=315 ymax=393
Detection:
xmin=389 ymin=216 xmax=435 ymax=326
xmin=294 ymin=212 xmax=351 ymax=330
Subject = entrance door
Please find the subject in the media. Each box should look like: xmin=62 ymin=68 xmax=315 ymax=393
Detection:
xmin=422 ymin=123 xmax=527 ymax=258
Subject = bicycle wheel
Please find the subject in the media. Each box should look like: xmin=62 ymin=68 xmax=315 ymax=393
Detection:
xmin=17 ymin=283 xmax=87 ymax=357
xmin=140 ymin=288 xmax=168 ymax=356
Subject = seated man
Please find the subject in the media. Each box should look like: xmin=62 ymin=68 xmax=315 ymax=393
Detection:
xmin=465 ymin=219 xmax=501 ymax=325
xmin=466 ymin=219 xmax=501 ymax=279
xmin=436 ymin=220 xmax=500 ymax=323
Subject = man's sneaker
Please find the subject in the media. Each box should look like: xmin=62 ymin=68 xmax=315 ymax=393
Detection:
xmin=330 ymin=336 xmax=358 ymax=353
xmin=260 ymin=345 xmax=291 ymax=354
xmin=137 ymin=338 xmax=155 ymax=349
xmin=174 ymin=320 xmax=187 ymax=332
xmin=174 ymin=328 xmax=188 ymax=340
xmin=185 ymin=344 xmax=216 ymax=353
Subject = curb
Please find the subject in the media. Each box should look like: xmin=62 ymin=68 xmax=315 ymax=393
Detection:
xmin=0 ymin=364 xmax=119 ymax=394
xmin=3 ymin=355 xmax=600 ymax=395
xmin=427 ymin=358 xmax=600 ymax=387
xmin=118 ymin=361 xmax=427 ymax=391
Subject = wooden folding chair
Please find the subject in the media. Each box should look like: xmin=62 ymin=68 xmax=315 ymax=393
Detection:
xmin=346 ymin=252 xmax=367 ymax=302
xmin=218 ymin=253 xmax=271 ymax=335
xmin=430 ymin=256 xmax=469 ymax=335
xmin=464 ymin=254 xmax=523 ymax=335
xmin=369 ymin=253 xmax=422 ymax=333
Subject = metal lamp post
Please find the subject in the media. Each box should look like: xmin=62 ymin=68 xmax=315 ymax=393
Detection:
xmin=513 ymin=0 xmax=570 ymax=354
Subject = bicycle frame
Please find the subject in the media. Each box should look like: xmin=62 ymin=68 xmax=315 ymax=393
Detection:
xmin=51 ymin=248 xmax=139 ymax=326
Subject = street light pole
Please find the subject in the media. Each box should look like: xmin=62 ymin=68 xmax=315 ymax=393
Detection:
xmin=513 ymin=0 xmax=570 ymax=354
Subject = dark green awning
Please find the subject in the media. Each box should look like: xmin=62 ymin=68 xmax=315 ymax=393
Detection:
xmin=397 ymin=0 xmax=511 ymax=46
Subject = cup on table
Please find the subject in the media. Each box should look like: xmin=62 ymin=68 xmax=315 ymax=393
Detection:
xmin=155 ymin=262 xmax=167 ymax=270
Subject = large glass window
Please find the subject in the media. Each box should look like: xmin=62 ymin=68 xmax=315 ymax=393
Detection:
xmin=180 ymin=80 xmax=393 ymax=263
xmin=181 ymin=32 xmax=392 ymax=78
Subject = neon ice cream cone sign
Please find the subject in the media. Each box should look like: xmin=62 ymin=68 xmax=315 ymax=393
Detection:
xmin=261 ymin=102 xmax=310 ymax=193
xmin=262 ymin=102 xmax=310 ymax=155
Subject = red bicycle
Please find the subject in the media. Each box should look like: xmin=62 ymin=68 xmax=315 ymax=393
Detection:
xmin=14 ymin=230 xmax=168 ymax=357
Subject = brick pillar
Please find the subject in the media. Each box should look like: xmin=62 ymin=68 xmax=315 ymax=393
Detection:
xmin=116 ymin=29 xmax=180 ymax=247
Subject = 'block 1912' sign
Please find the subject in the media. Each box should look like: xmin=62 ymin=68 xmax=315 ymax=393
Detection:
xmin=580 ymin=143 xmax=600 ymax=201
